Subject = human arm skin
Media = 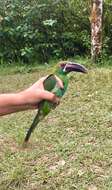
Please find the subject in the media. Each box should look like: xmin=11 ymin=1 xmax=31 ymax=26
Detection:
xmin=0 ymin=76 xmax=63 ymax=116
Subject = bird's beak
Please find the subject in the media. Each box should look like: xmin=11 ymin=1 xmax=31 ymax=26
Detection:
xmin=64 ymin=62 xmax=88 ymax=73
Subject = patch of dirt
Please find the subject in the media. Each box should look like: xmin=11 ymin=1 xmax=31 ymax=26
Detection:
xmin=0 ymin=135 xmax=20 ymax=154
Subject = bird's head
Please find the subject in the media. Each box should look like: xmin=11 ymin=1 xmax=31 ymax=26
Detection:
xmin=57 ymin=61 xmax=87 ymax=74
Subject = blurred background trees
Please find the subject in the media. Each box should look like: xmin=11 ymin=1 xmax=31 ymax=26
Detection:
xmin=0 ymin=0 xmax=111 ymax=64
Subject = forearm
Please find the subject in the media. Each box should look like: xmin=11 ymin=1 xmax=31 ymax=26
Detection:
xmin=0 ymin=105 xmax=36 ymax=116
xmin=0 ymin=93 xmax=26 ymax=107
xmin=0 ymin=92 xmax=35 ymax=116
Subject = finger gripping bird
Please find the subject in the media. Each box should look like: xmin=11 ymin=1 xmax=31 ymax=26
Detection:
xmin=24 ymin=61 xmax=87 ymax=143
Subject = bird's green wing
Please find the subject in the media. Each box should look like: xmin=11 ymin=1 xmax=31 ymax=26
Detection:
xmin=43 ymin=74 xmax=57 ymax=91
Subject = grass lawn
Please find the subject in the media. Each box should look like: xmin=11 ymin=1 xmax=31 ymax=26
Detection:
xmin=0 ymin=63 xmax=112 ymax=190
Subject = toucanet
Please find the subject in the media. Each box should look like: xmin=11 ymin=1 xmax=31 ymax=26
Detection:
xmin=24 ymin=61 xmax=87 ymax=143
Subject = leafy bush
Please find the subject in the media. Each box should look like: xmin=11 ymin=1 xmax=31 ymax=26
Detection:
xmin=0 ymin=0 xmax=111 ymax=64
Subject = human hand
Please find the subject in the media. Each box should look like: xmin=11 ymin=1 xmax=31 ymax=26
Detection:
xmin=22 ymin=75 xmax=63 ymax=108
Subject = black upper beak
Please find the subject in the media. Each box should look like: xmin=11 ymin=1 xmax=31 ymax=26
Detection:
xmin=65 ymin=62 xmax=88 ymax=73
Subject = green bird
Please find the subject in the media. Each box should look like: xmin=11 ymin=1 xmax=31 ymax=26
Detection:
xmin=24 ymin=61 xmax=87 ymax=143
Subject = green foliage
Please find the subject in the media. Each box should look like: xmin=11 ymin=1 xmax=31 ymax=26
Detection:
xmin=0 ymin=0 xmax=111 ymax=63
xmin=0 ymin=0 xmax=90 ymax=63
xmin=103 ymin=1 xmax=112 ymax=55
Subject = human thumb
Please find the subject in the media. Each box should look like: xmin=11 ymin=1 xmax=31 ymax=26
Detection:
xmin=41 ymin=90 xmax=60 ymax=104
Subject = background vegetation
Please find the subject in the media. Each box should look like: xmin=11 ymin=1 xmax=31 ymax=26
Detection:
xmin=0 ymin=0 xmax=111 ymax=64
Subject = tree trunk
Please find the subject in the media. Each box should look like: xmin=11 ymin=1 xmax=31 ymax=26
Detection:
xmin=91 ymin=0 xmax=103 ymax=63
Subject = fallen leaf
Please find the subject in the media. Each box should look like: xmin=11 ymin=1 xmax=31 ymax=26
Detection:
xmin=88 ymin=184 xmax=97 ymax=190
xmin=57 ymin=160 xmax=66 ymax=166
xmin=77 ymin=169 xmax=85 ymax=177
